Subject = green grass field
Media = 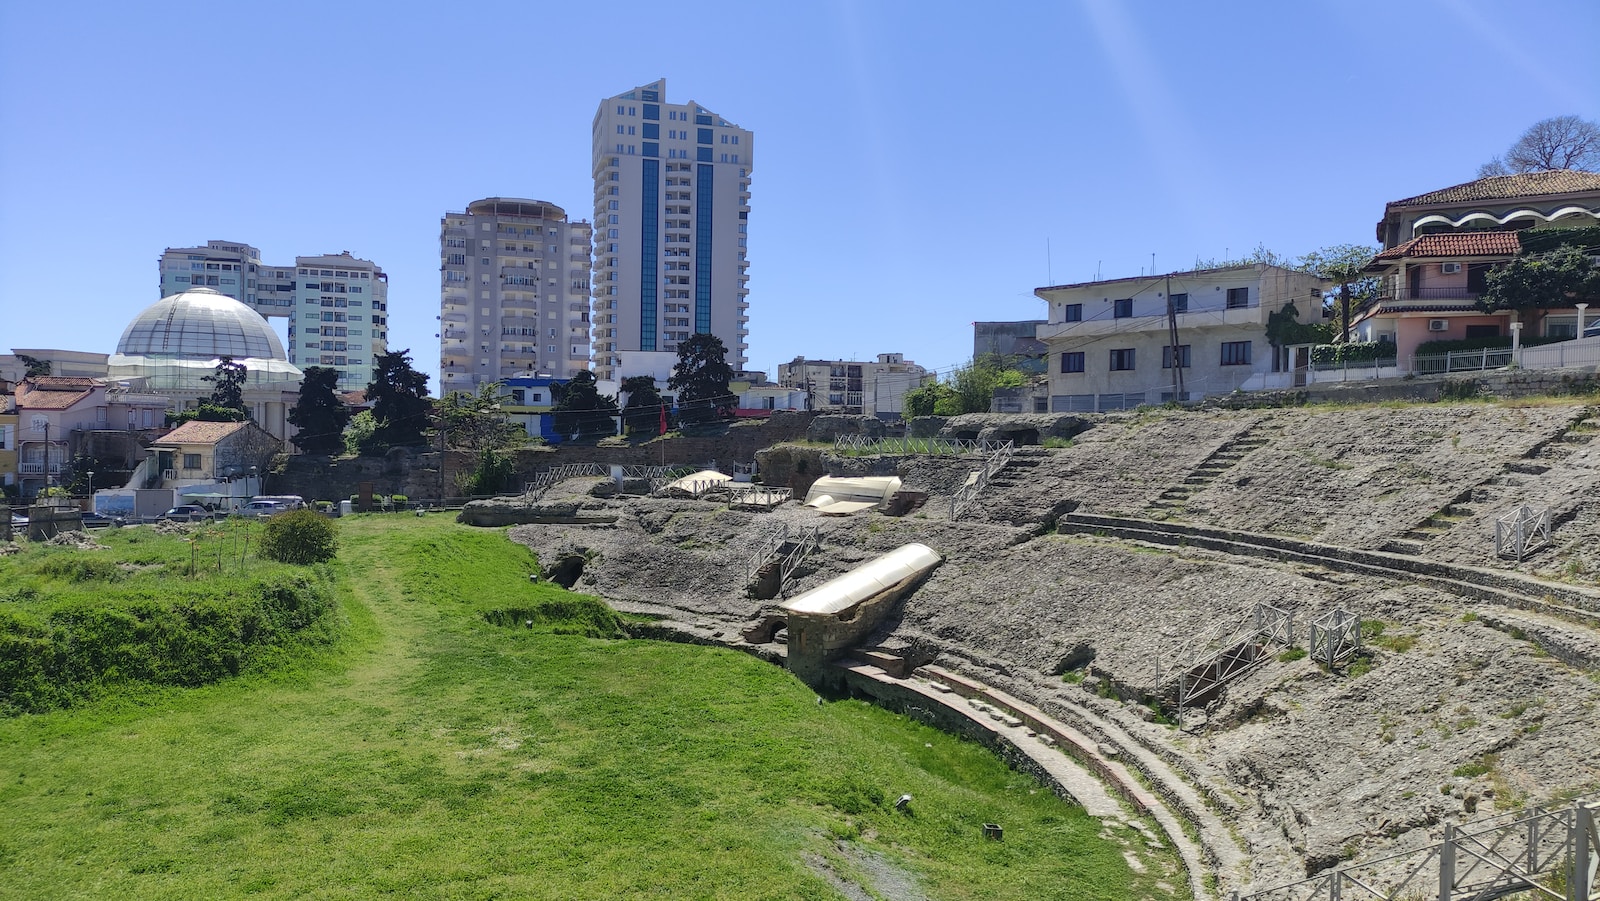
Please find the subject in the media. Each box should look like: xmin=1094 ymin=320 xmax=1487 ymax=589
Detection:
xmin=0 ymin=516 xmax=1183 ymax=900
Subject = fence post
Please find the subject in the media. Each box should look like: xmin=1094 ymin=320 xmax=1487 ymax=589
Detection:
xmin=1440 ymin=822 xmax=1455 ymax=901
xmin=1572 ymin=801 xmax=1593 ymax=901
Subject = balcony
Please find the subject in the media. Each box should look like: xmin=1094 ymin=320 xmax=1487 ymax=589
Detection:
xmin=1037 ymin=301 xmax=1267 ymax=341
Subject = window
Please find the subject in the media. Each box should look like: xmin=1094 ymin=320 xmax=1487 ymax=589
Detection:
xmin=1060 ymin=352 xmax=1085 ymax=373
xmin=183 ymin=453 xmax=202 ymax=470
xmin=1169 ymin=293 xmax=1188 ymax=313
xmin=1226 ymin=287 xmax=1250 ymax=309
xmin=1162 ymin=345 xmax=1191 ymax=369
xmin=1113 ymin=298 xmax=1133 ymax=318
xmin=1109 ymin=348 xmax=1136 ymax=371
xmin=1062 ymin=303 xmax=1082 ymax=322
xmin=1220 ymin=341 xmax=1253 ymax=365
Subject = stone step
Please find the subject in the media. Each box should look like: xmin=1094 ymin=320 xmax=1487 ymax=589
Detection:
xmin=856 ymin=649 xmax=909 ymax=678
xmin=1381 ymin=539 xmax=1425 ymax=555
xmin=1507 ymin=462 xmax=1551 ymax=475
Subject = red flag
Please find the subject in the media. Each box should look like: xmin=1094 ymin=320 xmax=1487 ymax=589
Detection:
xmin=659 ymin=405 xmax=668 ymax=435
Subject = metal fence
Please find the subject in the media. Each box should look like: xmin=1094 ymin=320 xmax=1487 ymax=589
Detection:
xmin=1495 ymin=505 xmax=1552 ymax=562
xmin=833 ymin=435 xmax=1012 ymax=456
xmin=949 ymin=440 xmax=1017 ymax=520
xmin=1234 ymin=798 xmax=1598 ymax=901
xmin=1309 ymin=607 xmax=1361 ymax=668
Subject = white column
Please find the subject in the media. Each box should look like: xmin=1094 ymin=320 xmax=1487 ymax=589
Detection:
xmin=1510 ymin=321 xmax=1523 ymax=367
xmin=1577 ymin=303 xmax=1589 ymax=339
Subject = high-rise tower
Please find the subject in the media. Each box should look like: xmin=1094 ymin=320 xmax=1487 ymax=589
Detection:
xmin=590 ymin=79 xmax=752 ymax=382
xmin=439 ymin=199 xmax=593 ymax=396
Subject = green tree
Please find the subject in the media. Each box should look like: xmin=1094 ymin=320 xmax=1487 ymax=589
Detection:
xmin=343 ymin=409 xmax=383 ymax=456
xmin=287 ymin=366 xmax=351 ymax=455
xmin=1479 ymin=246 xmax=1600 ymax=313
xmin=1296 ymin=245 xmax=1379 ymax=342
xmin=437 ymin=383 xmax=524 ymax=494
xmin=367 ymin=349 xmax=431 ymax=448
xmin=203 ymin=356 xmax=248 ymax=413
xmin=668 ymin=334 xmax=736 ymax=424
xmin=166 ymin=403 xmax=247 ymax=426
xmin=619 ymin=375 xmax=666 ymax=437
xmin=550 ymin=371 xmax=619 ymax=440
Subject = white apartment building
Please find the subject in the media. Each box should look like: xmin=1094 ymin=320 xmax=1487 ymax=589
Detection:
xmin=285 ymin=253 xmax=388 ymax=390
xmin=1034 ymin=264 xmax=1326 ymax=411
xmin=591 ymin=79 xmax=752 ymax=382
xmin=777 ymin=353 xmax=933 ymax=419
xmin=159 ymin=241 xmax=387 ymax=390
xmin=439 ymin=198 xmax=593 ymax=396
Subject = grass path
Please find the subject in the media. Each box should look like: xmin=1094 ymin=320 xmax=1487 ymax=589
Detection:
xmin=0 ymin=517 xmax=1182 ymax=900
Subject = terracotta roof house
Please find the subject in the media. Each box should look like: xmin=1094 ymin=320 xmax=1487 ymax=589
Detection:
xmin=147 ymin=420 xmax=281 ymax=493
xmin=1353 ymin=170 xmax=1600 ymax=362
xmin=12 ymin=376 xmax=169 ymax=499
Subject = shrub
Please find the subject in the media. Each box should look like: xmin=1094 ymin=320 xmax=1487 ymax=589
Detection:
xmin=258 ymin=510 xmax=338 ymax=565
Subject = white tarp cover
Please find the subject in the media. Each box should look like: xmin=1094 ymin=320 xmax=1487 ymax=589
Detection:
xmin=781 ymin=543 xmax=942 ymax=615
xmin=803 ymin=476 xmax=902 ymax=514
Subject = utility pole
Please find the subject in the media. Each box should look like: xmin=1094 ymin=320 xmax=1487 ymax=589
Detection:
xmin=1165 ymin=274 xmax=1185 ymax=401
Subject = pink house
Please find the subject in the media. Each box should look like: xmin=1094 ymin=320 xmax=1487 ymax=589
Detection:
xmin=1352 ymin=170 xmax=1600 ymax=363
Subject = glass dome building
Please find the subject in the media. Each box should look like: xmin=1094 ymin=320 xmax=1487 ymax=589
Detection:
xmin=108 ymin=287 xmax=302 ymax=391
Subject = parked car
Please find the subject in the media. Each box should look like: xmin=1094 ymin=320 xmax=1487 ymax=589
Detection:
xmin=80 ymin=512 xmax=125 ymax=528
xmin=160 ymin=505 xmax=215 ymax=522
xmin=239 ymin=500 xmax=290 ymax=518
xmin=1583 ymin=321 xmax=1600 ymax=339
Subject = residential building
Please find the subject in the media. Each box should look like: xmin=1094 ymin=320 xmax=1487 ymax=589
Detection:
xmin=287 ymin=252 xmax=388 ymax=390
xmin=440 ymin=199 xmax=593 ymax=396
xmin=777 ymin=354 xmax=934 ymax=419
xmin=1353 ymin=170 xmax=1600 ymax=361
xmin=132 ymin=420 xmax=282 ymax=512
xmin=1035 ymin=265 xmax=1327 ymax=411
xmin=12 ymin=377 xmax=169 ymax=499
xmin=0 ymin=396 xmax=16 ymax=497
xmin=974 ymin=321 xmax=1049 ymax=373
xmin=499 ymin=375 xmax=565 ymax=442
xmin=591 ymin=79 xmax=753 ymax=382
xmin=160 ymin=242 xmax=387 ymax=391
xmin=0 ymin=349 xmax=110 ymax=382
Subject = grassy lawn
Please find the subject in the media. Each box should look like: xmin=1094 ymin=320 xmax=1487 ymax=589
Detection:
xmin=0 ymin=516 xmax=1182 ymax=900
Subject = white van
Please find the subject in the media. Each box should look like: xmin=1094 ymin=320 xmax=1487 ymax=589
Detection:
xmin=248 ymin=495 xmax=306 ymax=510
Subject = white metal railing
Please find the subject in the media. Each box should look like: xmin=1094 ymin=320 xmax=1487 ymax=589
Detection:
xmin=833 ymin=435 xmax=1012 ymax=456
xmin=1495 ymin=505 xmax=1551 ymax=562
xmin=524 ymin=462 xmax=607 ymax=500
xmin=949 ymin=440 xmax=1016 ymax=520
xmin=777 ymin=526 xmax=821 ymax=596
xmin=1234 ymin=797 xmax=1597 ymax=901
xmin=729 ymin=486 xmax=791 ymax=508
xmin=1309 ymin=607 xmax=1361 ymax=668
xmin=744 ymin=524 xmax=790 ymax=584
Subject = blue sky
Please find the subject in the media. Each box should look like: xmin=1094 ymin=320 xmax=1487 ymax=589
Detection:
xmin=2 ymin=0 xmax=1597 ymax=390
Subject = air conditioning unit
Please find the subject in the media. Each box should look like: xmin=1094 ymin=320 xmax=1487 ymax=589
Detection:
xmin=1441 ymin=263 xmax=1462 ymax=274
xmin=1428 ymin=319 xmax=1450 ymax=332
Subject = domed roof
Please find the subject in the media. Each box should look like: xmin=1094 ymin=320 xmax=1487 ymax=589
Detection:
xmin=108 ymin=287 xmax=302 ymax=391
xmin=115 ymin=287 xmax=287 ymax=360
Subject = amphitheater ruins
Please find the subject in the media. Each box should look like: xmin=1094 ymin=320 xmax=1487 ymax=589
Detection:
xmin=468 ymin=399 xmax=1600 ymax=900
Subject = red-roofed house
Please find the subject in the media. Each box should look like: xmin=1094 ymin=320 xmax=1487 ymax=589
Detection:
xmin=12 ymin=376 xmax=169 ymax=499
xmin=1353 ymin=170 xmax=1600 ymax=361
xmin=145 ymin=420 xmax=281 ymax=504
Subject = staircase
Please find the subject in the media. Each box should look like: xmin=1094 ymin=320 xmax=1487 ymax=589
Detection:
xmin=1146 ymin=422 xmax=1280 ymax=518
xmin=982 ymin=447 xmax=1045 ymax=490
xmin=1382 ymin=410 xmax=1596 ymax=557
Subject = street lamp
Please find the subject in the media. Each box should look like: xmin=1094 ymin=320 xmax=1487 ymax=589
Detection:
xmin=249 ymin=466 xmax=259 ymax=500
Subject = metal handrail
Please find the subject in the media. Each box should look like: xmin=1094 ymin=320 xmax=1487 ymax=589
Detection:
xmin=949 ymin=440 xmax=1016 ymax=519
xmin=833 ymin=435 xmax=1013 ymax=456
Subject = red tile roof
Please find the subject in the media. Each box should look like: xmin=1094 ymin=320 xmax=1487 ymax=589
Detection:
xmin=15 ymin=377 xmax=101 ymax=410
xmin=154 ymin=420 xmax=249 ymax=446
xmin=1373 ymin=232 xmax=1522 ymax=262
xmin=1389 ymin=169 xmax=1600 ymax=208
